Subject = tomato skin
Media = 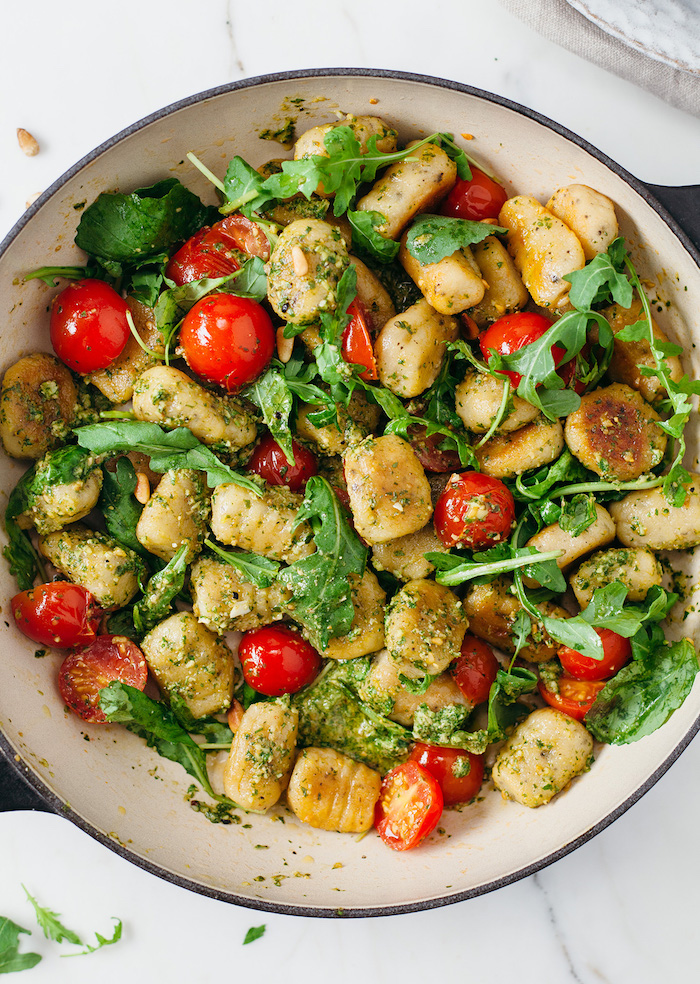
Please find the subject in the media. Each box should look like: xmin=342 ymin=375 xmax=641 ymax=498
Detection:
xmin=408 ymin=743 xmax=485 ymax=806
xmin=441 ymin=167 xmax=507 ymax=222
xmin=180 ymin=293 xmax=275 ymax=390
xmin=558 ymin=628 xmax=632 ymax=682
xmin=407 ymin=425 xmax=462 ymax=473
xmin=341 ymin=301 xmax=378 ymax=381
xmin=433 ymin=471 xmax=515 ymax=550
xmin=238 ymin=625 xmax=322 ymax=697
xmin=11 ymin=583 xmax=101 ymax=648
xmin=50 ymin=279 xmax=130 ymax=373
xmin=58 ymin=635 xmax=148 ymax=723
xmin=479 ymin=312 xmax=572 ymax=390
xmin=452 ymin=634 xmax=499 ymax=705
xmin=166 ymin=215 xmax=270 ymax=286
xmin=374 ymin=761 xmax=443 ymax=851
xmin=248 ymin=434 xmax=318 ymax=493
xmin=538 ymin=676 xmax=605 ymax=721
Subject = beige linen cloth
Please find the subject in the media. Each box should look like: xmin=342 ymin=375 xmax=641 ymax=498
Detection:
xmin=499 ymin=0 xmax=700 ymax=116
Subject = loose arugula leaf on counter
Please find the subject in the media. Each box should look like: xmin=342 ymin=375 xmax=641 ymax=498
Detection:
xmin=23 ymin=887 xmax=81 ymax=945
xmin=132 ymin=543 xmax=189 ymax=636
xmin=204 ymin=539 xmax=281 ymax=588
xmin=63 ymin=920 xmax=122 ymax=958
xmin=405 ymin=214 xmax=506 ymax=265
xmin=279 ymin=477 xmax=368 ymax=650
xmin=75 ymin=420 xmax=261 ymax=493
xmin=99 ymin=457 xmax=147 ymax=558
xmin=347 ymin=210 xmax=399 ymax=263
xmin=243 ymin=925 xmax=266 ymax=946
xmin=0 ymin=916 xmax=41 ymax=974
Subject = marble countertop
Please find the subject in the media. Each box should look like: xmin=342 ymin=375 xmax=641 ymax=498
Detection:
xmin=1 ymin=1 xmax=700 ymax=980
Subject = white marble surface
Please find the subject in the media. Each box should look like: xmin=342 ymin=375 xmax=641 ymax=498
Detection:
xmin=1 ymin=0 xmax=700 ymax=980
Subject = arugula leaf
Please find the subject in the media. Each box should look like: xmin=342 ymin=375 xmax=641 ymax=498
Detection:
xmin=62 ymin=919 xmax=122 ymax=958
xmin=204 ymin=539 xmax=281 ymax=588
xmin=428 ymin=546 xmax=563 ymax=587
xmin=168 ymin=694 xmax=234 ymax=746
xmin=99 ymin=457 xmax=146 ymax=558
xmin=279 ymin=477 xmax=367 ymax=650
xmin=74 ymin=421 xmax=261 ymax=493
xmin=239 ymin=681 xmax=268 ymax=710
xmin=398 ymin=673 xmax=438 ymax=695
xmin=23 ymin=886 xmax=81 ymax=944
xmin=244 ymin=368 xmax=295 ymax=464
xmin=243 ymin=925 xmax=266 ymax=945
xmin=431 ymin=133 xmax=473 ymax=180
xmin=514 ymin=448 xmax=592 ymax=501
xmin=346 ymin=210 xmax=399 ymax=263
xmin=132 ymin=543 xmax=189 ymax=636
xmin=405 ymin=214 xmax=505 ymax=265
xmin=0 ymin=917 xmax=41 ymax=974
xmin=222 ymin=157 xmax=275 ymax=216
xmin=564 ymin=240 xmax=634 ymax=310
xmin=557 ymin=494 xmax=597 ymax=537
xmin=586 ymin=637 xmax=699 ymax=744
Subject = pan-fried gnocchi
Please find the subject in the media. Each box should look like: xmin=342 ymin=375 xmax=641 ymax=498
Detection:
xmin=5 ymin=109 xmax=698 ymax=854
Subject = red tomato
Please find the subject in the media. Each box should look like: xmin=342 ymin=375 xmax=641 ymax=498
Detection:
xmin=558 ymin=628 xmax=632 ymax=682
xmin=58 ymin=635 xmax=148 ymax=723
xmin=180 ymin=293 xmax=275 ymax=390
xmin=238 ymin=625 xmax=322 ymax=697
xmin=166 ymin=215 xmax=270 ymax=286
xmin=441 ymin=167 xmax=507 ymax=222
xmin=433 ymin=471 xmax=515 ymax=550
xmin=407 ymin=425 xmax=462 ymax=473
xmin=248 ymin=434 xmax=318 ymax=493
xmin=538 ymin=676 xmax=605 ymax=721
xmin=50 ymin=279 xmax=130 ymax=373
xmin=479 ymin=311 xmax=573 ymax=390
xmin=408 ymin=743 xmax=485 ymax=806
xmin=452 ymin=634 xmax=499 ymax=705
xmin=374 ymin=761 xmax=443 ymax=851
xmin=11 ymin=582 xmax=101 ymax=649
xmin=341 ymin=300 xmax=378 ymax=381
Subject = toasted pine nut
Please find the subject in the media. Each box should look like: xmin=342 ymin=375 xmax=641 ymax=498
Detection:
xmin=227 ymin=699 xmax=245 ymax=733
xmin=17 ymin=128 xmax=39 ymax=157
xmin=134 ymin=472 xmax=151 ymax=504
xmin=276 ymin=325 xmax=294 ymax=363
xmin=291 ymin=245 xmax=309 ymax=276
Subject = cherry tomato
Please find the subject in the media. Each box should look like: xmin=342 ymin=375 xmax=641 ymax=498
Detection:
xmin=433 ymin=471 xmax=515 ymax=550
xmin=479 ymin=311 xmax=573 ymax=390
xmin=407 ymin=425 xmax=462 ymax=473
xmin=248 ymin=434 xmax=318 ymax=493
xmin=441 ymin=167 xmax=507 ymax=222
xmin=58 ymin=635 xmax=148 ymax=723
xmin=166 ymin=215 xmax=270 ymax=286
xmin=50 ymin=279 xmax=130 ymax=373
xmin=451 ymin=634 xmax=499 ymax=705
xmin=180 ymin=293 xmax=275 ymax=390
xmin=341 ymin=300 xmax=378 ymax=381
xmin=558 ymin=628 xmax=631 ymax=682
xmin=374 ymin=761 xmax=443 ymax=851
xmin=238 ymin=625 xmax=322 ymax=697
xmin=11 ymin=582 xmax=102 ymax=649
xmin=538 ymin=676 xmax=605 ymax=721
xmin=408 ymin=743 xmax=485 ymax=806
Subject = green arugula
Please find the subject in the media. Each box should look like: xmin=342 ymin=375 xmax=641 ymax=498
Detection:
xmin=204 ymin=539 xmax=281 ymax=588
xmin=346 ymin=210 xmax=399 ymax=263
xmin=430 ymin=132 xmax=474 ymax=180
xmin=398 ymin=673 xmax=438 ymax=695
xmin=564 ymin=238 xmax=634 ymax=310
xmin=132 ymin=543 xmax=189 ymax=636
xmin=169 ymin=694 xmax=234 ymax=746
xmin=244 ymin=367 xmax=295 ymax=463
xmin=427 ymin=545 xmax=564 ymax=588
xmin=0 ymin=917 xmax=41 ymax=974
xmin=74 ymin=420 xmax=261 ymax=493
xmin=243 ymin=925 xmax=266 ymax=945
xmin=405 ymin=214 xmax=506 ymax=265
xmin=62 ymin=920 xmax=122 ymax=958
xmin=23 ymin=887 xmax=81 ymax=944
xmin=556 ymin=493 xmax=597 ymax=537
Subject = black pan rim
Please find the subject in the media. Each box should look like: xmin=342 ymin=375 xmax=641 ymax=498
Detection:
xmin=1 ymin=65 xmax=699 ymax=918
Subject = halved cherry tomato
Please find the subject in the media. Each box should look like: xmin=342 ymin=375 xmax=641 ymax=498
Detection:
xmin=58 ymin=635 xmax=148 ymax=723
xmin=248 ymin=434 xmax=318 ymax=493
xmin=166 ymin=214 xmax=270 ymax=286
xmin=407 ymin=425 xmax=462 ymax=473
xmin=434 ymin=471 xmax=515 ymax=550
xmin=238 ymin=625 xmax=322 ymax=697
xmin=180 ymin=293 xmax=275 ymax=390
xmin=11 ymin=582 xmax=101 ymax=649
xmin=408 ymin=743 xmax=485 ymax=806
xmin=50 ymin=279 xmax=130 ymax=373
xmin=441 ymin=167 xmax=507 ymax=222
xmin=538 ymin=676 xmax=605 ymax=721
xmin=558 ymin=628 xmax=631 ymax=682
xmin=451 ymin=634 xmax=499 ymax=706
xmin=341 ymin=300 xmax=378 ymax=381
xmin=374 ymin=761 xmax=443 ymax=851
xmin=479 ymin=311 xmax=573 ymax=390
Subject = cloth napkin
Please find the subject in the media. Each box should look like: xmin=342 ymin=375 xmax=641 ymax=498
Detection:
xmin=499 ymin=0 xmax=700 ymax=117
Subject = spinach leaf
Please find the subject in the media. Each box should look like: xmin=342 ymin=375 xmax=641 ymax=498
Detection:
xmin=243 ymin=367 xmax=295 ymax=464
xmin=204 ymin=539 xmax=280 ymax=588
xmin=405 ymin=214 xmax=505 ymax=265
xmin=132 ymin=543 xmax=189 ymax=636
xmin=586 ymin=637 xmax=699 ymax=743
xmin=168 ymin=694 xmax=234 ymax=746
xmin=23 ymin=886 xmax=81 ymax=944
xmin=243 ymin=925 xmax=266 ymax=945
xmin=99 ymin=457 xmax=146 ymax=557
xmin=347 ymin=210 xmax=399 ymax=263
xmin=0 ymin=917 xmax=41 ymax=974
xmin=279 ymin=477 xmax=368 ymax=650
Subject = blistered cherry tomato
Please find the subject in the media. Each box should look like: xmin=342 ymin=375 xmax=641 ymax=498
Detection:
xmin=341 ymin=300 xmax=378 ymax=381
xmin=434 ymin=471 xmax=515 ymax=550
xmin=180 ymin=293 xmax=275 ymax=390
xmin=248 ymin=434 xmax=318 ymax=493
xmin=441 ymin=167 xmax=507 ymax=222
xmin=166 ymin=214 xmax=270 ymax=286
xmin=538 ymin=676 xmax=605 ymax=721
xmin=558 ymin=628 xmax=631 ymax=682
xmin=50 ymin=279 xmax=130 ymax=373
xmin=407 ymin=425 xmax=462 ymax=473
xmin=238 ymin=625 xmax=322 ymax=697
xmin=451 ymin=634 xmax=499 ymax=705
xmin=408 ymin=743 xmax=485 ymax=806
xmin=479 ymin=311 xmax=573 ymax=390
xmin=58 ymin=635 xmax=148 ymax=723
xmin=374 ymin=761 xmax=443 ymax=851
xmin=11 ymin=582 xmax=102 ymax=649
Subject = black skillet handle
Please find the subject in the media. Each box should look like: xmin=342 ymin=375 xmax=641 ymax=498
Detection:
xmin=0 ymin=750 xmax=54 ymax=813
xmin=642 ymin=183 xmax=700 ymax=252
